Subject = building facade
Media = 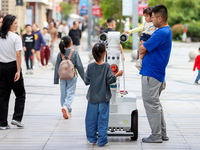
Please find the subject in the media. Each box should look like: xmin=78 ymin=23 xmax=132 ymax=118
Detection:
xmin=0 ymin=0 xmax=26 ymax=34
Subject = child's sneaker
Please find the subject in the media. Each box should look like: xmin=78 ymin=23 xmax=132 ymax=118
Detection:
xmin=26 ymin=70 xmax=30 ymax=74
xmin=135 ymin=59 xmax=142 ymax=71
xmin=0 ymin=125 xmax=11 ymax=130
xmin=11 ymin=120 xmax=24 ymax=127
xmin=98 ymin=142 xmax=109 ymax=147
xmin=29 ymin=69 xmax=34 ymax=75
xmin=87 ymin=140 xmax=96 ymax=145
xmin=62 ymin=106 xmax=70 ymax=119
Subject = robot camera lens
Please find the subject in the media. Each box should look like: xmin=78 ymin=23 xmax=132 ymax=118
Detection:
xmin=100 ymin=35 xmax=107 ymax=41
xmin=120 ymin=35 xmax=126 ymax=41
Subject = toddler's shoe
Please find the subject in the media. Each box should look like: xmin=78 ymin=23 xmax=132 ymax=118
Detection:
xmin=62 ymin=106 xmax=70 ymax=119
xmin=135 ymin=59 xmax=142 ymax=71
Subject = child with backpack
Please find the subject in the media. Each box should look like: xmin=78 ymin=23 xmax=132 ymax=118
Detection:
xmin=84 ymin=43 xmax=123 ymax=146
xmin=54 ymin=36 xmax=85 ymax=119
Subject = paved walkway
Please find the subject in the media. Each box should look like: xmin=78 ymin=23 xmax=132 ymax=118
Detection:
xmin=0 ymin=32 xmax=200 ymax=150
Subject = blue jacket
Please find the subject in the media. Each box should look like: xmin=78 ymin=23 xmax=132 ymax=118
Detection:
xmin=32 ymin=30 xmax=46 ymax=50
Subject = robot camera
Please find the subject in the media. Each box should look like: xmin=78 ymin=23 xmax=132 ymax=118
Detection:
xmin=120 ymin=33 xmax=129 ymax=43
xmin=99 ymin=33 xmax=108 ymax=42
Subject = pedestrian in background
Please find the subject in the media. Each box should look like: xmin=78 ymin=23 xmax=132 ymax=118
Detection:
xmin=78 ymin=20 xmax=85 ymax=33
xmin=193 ymin=47 xmax=200 ymax=84
xmin=42 ymin=27 xmax=51 ymax=67
xmin=54 ymin=36 xmax=85 ymax=119
xmin=69 ymin=21 xmax=82 ymax=53
xmin=63 ymin=22 xmax=69 ymax=36
xmin=48 ymin=21 xmax=58 ymax=65
xmin=32 ymin=24 xmax=46 ymax=67
xmin=182 ymin=25 xmax=187 ymax=42
xmin=23 ymin=24 xmax=35 ymax=74
xmin=102 ymin=17 xmax=124 ymax=55
xmin=84 ymin=43 xmax=123 ymax=147
xmin=57 ymin=21 xmax=64 ymax=39
xmin=0 ymin=15 xmax=26 ymax=129
xmin=0 ymin=14 xmax=3 ymax=28
xmin=138 ymin=5 xmax=171 ymax=143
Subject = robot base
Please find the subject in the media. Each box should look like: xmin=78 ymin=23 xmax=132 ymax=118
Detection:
xmin=108 ymin=93 xmax=138 ymax=140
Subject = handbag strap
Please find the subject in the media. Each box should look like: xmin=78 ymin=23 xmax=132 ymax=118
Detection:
xmin=61 ymin=49 xmax=74 ymax=60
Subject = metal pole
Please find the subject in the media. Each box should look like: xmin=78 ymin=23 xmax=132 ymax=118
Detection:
xmin=0 ymin=0 xmax=1 ymax=11
xmin=87 ymin=0 xmax=92 ymax=47
xmin=52 ymin=0 xmax=56 ymax=20
xmin=93 ymin=16 xmax=96 ymax=40
xmin=132 ymin=0 xmax=138 ymax=50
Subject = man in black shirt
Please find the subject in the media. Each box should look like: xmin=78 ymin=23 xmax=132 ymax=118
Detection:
xmin=102 ymin=18 xmax=124 ymax=56
xmin=69 ymin=21 xmax=82 ymax=53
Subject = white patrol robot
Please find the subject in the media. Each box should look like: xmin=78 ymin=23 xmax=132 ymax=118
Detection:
xmin=99 ymin=32 xmax=138 ymax=140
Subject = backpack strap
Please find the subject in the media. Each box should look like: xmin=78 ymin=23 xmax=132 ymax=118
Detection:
xmin=61 ymin=49 xmax=74 ymax=60
xmin=68 ymin=49 xmax=74 ymax=60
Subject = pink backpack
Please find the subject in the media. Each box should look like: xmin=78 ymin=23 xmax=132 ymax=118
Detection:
xmin=58 ymin=49 xmax=74 ymax=80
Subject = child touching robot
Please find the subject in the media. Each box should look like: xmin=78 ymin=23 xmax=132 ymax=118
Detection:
xmin=85 ymin=43 xmax=123 ymax=147
xmin=125 ymin=7 xmax=156 ymax=70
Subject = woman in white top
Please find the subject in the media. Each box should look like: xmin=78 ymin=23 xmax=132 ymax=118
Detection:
xmin=0 ymin=15 xmax=26 ymax=130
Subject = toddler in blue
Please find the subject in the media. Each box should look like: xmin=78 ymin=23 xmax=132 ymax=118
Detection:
xmin=84 ymin=43 xmax=123 ymax=146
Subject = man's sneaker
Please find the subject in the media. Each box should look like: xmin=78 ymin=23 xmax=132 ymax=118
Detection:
xmin=11 ymin=120 xmax=24 ymax=127
xmin=87 ymin=140 xmax=96 ymax=145
xmin=135 ymin=59 xmax=142 ymax=71
xmin=0 ymin=125 xmax=11 ymax=130
xmin=194 ymin=81 xmax=199 ymax=85
xmin=162 ymin=136 xmax=169 ymax=141
xmin=62 ymin=106 xmax=70 ymax=119
xmin=142 ymin=135 xmax=163 ymax=143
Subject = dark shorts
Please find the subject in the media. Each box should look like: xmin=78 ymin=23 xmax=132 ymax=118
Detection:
xmin=140 ymin=33 xmax=151 ymax=41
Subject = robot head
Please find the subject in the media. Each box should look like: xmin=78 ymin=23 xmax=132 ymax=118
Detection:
xmin=99 ymin=32 xmax=129 ymax=43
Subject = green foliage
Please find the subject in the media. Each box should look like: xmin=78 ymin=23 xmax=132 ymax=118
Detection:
xmin=100 ymin=0 xmax=127 ymax=32
xmin=187 ymin=22 xmax=200 ymax=39
xmin=148 ymin=0 xmax=200 ymax=27
xmin=60 ymin=2 xmax=74 ymax=19
xmin=121 ymin=35 xmax=133 ymax=49
xmin=148 ymin=0 xmax=200 ymax=40
xmin=171 ymin=24 xmax=183 ymax=40
xmin=99 ymin=18 xmax=107 ymax=29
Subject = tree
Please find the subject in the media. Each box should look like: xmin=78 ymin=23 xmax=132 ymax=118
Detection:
xmin=100 ymin=0 xmax=127 ymax=32
xmin=60 ymin=2 xmax=74 ymax=20
xmin=148 ymin=0 xmax=200 ymax=27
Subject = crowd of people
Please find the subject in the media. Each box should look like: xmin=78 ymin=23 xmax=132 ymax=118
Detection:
xmin=1 ymin=3 xmax=200 ymax=148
